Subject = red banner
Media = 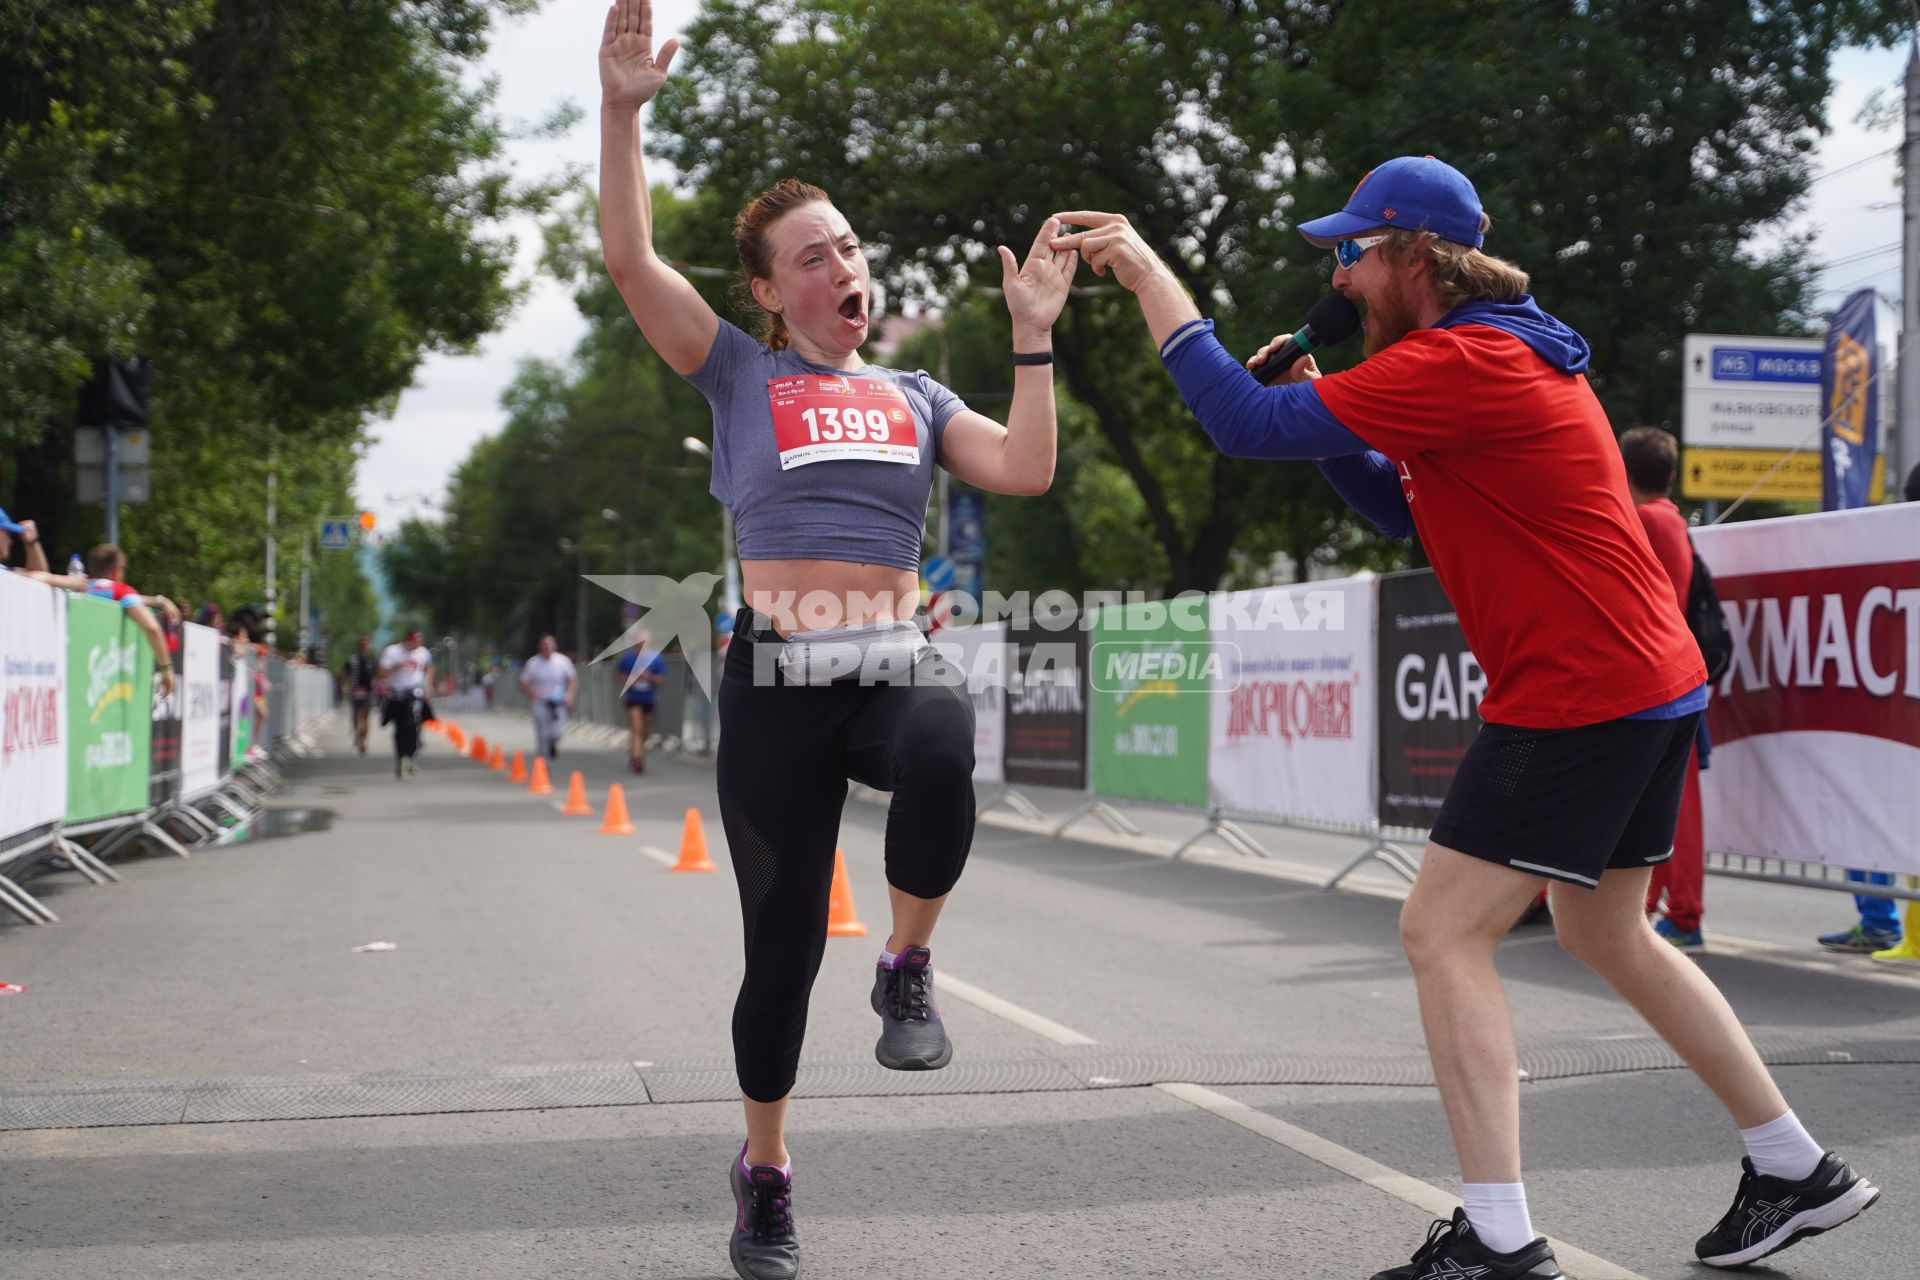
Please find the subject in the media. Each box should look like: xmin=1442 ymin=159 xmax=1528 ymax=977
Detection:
xmin=1693 ymin=504 xmax=1920 ymax=873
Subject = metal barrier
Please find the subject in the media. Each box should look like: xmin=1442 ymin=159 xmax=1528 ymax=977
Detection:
xmin=0 ymin=654 xmax=336 ymax=928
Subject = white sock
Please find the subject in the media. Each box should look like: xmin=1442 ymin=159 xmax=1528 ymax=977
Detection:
xmin=878 ymin=949 xmax=898 ymax=968
xmin=1462 ymin=1182 xmax=1535 ymax=1255
xmin=1741 ymin=1110 xmax=1823 ymax=1181
xmin=740 ymin=1150 xmax=791 ymax=1178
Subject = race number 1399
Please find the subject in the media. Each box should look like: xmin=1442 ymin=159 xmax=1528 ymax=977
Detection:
xmin=768 ymin=374 xmax=922 ymax=470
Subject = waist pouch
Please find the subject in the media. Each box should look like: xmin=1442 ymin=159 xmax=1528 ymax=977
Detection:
xmin=776 ymin=620 xmax=928 ymax=687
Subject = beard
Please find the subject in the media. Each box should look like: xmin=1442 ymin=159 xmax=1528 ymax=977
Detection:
xmin=1361 ymin=275 xmax=1420 ymax=357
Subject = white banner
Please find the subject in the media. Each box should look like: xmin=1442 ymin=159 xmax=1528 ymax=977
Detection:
xmin=1693 ymin=504 xmax=1920 ymax=874
xmin=933 ymin=622 xmax=1007 ymax=784
xmin=180 ymin=623 xmax=222 ymax=797
xmin=0 ymin=573 xmax=69 ymax=843
xmin=1207 ymin=576 xmax=1376 ymax=826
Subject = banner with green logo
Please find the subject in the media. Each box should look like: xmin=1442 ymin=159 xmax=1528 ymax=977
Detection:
xmin=65 ymin=595 xmax=154 ymax=821
xmin=230 ymin=650 xmax=253 ymax=770
xmin=1087 ymin=597 xmax=1213 ymax=808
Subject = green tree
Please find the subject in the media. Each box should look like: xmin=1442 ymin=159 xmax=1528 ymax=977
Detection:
xmin=386 ymin=188 xmax=731 ymax=655
xmin=2 ymin=0 xmax=562 ymax=658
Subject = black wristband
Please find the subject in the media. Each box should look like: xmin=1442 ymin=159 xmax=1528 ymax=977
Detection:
xmin=1011 ymin=350 xmax=1054 ymax=366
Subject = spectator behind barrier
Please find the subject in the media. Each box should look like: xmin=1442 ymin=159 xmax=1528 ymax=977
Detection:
xmin=1619 ymin=426 xmax=1712 ymax=954
xmin=0 ymin=507 xmax=72 ymax=585
xmin=78 ymin=543 xmax=177 ymax=699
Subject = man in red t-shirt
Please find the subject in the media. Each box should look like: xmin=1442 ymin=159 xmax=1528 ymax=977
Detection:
xmin=1055 ymin=158 xmax=1878 ymax=1275
xmin=1618 ymin=428 xmax=1710 ymax=953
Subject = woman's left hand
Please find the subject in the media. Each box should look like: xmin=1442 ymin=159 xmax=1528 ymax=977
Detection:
xmin=998 ymin=217 xmax=1078 ymax=346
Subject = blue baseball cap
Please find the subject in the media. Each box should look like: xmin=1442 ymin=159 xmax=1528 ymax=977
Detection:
xmin=1297 ymin=156 xmax=1485 ymax=250
xmin=0 ymin=508 xmax=25 ymax=535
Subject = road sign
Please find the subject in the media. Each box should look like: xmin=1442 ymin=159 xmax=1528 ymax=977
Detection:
xmin=76 ymin=466 xmax=150 ymax=504
xmin=1682 ymin=447 xmax=1885 ymax=503
xmin=320 ymin=520 xmax=354 ymax=552
xmin=75 ymin=426 xmax=151 ymax=466
xmin=922 ymin=555 xmax=957 ymax=592
xmin=1682 ymin=334 xmax=1822 ymax=453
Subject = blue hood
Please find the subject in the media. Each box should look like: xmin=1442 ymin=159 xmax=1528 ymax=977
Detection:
xmin=1434 ymin=294 xmax=1590 ymax=376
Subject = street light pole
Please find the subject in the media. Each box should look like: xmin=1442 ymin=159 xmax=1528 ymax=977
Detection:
xmin=683 ymin=437 xmax=741 ymax=612
xmin=264 ymin=456 xmax=278 ymax=650
xmin=298 ymin=531 xmax=312 ymax=660
xmin=576 ymin=516 xmax=590 ymax=659
xmin=1900 ymin=36 xmax=1920 ymax=490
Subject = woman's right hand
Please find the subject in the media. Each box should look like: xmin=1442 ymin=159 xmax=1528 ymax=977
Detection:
xmin=599 ymin=0 xmax=679 ymax=111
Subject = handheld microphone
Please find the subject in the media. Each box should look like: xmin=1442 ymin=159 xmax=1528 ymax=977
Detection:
xmin=1253 ymin=294 xmax=1362 ymax=385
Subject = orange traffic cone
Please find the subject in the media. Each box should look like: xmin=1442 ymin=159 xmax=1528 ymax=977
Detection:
xmin=598 ymin=784 xmax=635 ymax=835
xmin=469 ymin=734 xmax=488 ymax=762
xmin=561 ymin=770 xmax=593 ymax=816
xmin=528 ymin=755 xmax=553 ymax=795
xmin=488 ymin=743 xmax=506 ymax=772
xmin=826 ymin=847 xmax=867 ymax=936
xmin=423 ymin=719 xmax=441 ymax=734
xmin=507 ymin=750 xmax=527 ymax=783
xmin=672 ymin=808 xmax=716 ymax=873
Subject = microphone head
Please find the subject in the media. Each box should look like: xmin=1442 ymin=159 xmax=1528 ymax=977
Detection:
xmin=1303 ymin=293 xmax=1361 ymax=347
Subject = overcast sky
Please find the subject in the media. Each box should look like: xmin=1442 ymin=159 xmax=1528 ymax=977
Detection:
xmin=353 ymin=12 xmax=1914 ymax=532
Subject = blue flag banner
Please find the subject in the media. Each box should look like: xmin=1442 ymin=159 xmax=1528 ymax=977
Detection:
xmin=1821 ymin=289 xmax=1881 ymax=511
xmin=946 ymin=490 xmax=986 ymax=602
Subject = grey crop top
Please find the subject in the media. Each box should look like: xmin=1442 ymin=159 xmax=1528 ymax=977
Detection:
xmin=683 ymin=319 xmax=969 ymax=570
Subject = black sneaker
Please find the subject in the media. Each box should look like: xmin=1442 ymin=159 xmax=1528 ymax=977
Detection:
xmin=870 ymin=945 xmax=952 ymax=1071
xmin=1695 ymin=1151 xmax=1879 ymax=1267
xmin=1373 ymin=1209 xmax=1566 ymax=1280
xmin=728 ymin=1148 xmax=800 ymax=1280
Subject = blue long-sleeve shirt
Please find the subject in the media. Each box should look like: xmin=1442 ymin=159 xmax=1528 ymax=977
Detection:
xmin=1159 ymin=319 xmax=1414 ymax=540
xmin=1314 ymin=453 xmax=1415 ymax=540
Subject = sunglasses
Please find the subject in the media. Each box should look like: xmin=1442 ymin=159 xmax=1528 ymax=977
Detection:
xmin=1334 ymin=235 xmax=1389 ymax=269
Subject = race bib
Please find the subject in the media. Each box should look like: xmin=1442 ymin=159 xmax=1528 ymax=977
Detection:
xmin=768 ymin=374 xmax=922 ymax=469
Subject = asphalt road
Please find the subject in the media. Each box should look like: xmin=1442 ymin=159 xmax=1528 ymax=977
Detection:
xmin=2 ymin=701 xmax=1913 ymax=1279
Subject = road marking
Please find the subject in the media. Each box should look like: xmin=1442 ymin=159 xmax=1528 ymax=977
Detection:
xmin=637 ymin=845 xmax=676 ymax=867
xmin=936 ymin=972 xmax=1097 ymax=1046
xmin=1155 ymin=1082 xmax=1650 ymax=1280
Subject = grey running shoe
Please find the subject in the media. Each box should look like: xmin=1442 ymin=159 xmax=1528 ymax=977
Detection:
xmin=1695 ymin=1151 xmax=1879 ymax=1267
xmin=728 ymin=1148 xmax=799 ymax=1280
xmin=870 ymin=945 xmax=952 ymax=1071
xmin=1373 ymin=1210 xmax=1566 ymax=1280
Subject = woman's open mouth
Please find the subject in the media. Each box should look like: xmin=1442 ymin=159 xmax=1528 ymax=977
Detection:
xmin=838 ymin=291 xmax=867 ymax=326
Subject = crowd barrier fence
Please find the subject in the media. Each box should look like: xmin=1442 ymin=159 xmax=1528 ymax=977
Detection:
xmin=0 ymin=574 xmax=337 ymax=925
xmin=479 ymin=503 xmax=1918 ymax=904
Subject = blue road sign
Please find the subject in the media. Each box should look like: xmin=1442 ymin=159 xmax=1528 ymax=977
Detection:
xmin=1710 ymin=346 xmax=1822 ymax=384
xmin=320 ymin=521 xmax=353 ymax=552
xmin=922 ymin=555 xmax=957 ymax=591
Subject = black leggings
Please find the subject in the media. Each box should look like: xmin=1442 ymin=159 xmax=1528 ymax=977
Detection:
xmin=386 ymin=696 xmax=423 ymax=760
xmin=716 ymin=610 xmax=976 ymax=1103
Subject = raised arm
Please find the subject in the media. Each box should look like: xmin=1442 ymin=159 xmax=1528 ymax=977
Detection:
xmin=937 ymin=218 xmax=1077 ymax=496
xmin=598 ymin=0 xmax=718 ymax=375
xmin=1052 ymin=211 xmax=1376 ymax=463
xmin=127 ymin=601 xmax=176 ymax=698
xmin=19 ymin=520 xmax=49 ymax=574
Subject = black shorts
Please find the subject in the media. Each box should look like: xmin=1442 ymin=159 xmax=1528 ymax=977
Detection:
xmin=1430 ymin=711 xmax=1702 ymax=889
